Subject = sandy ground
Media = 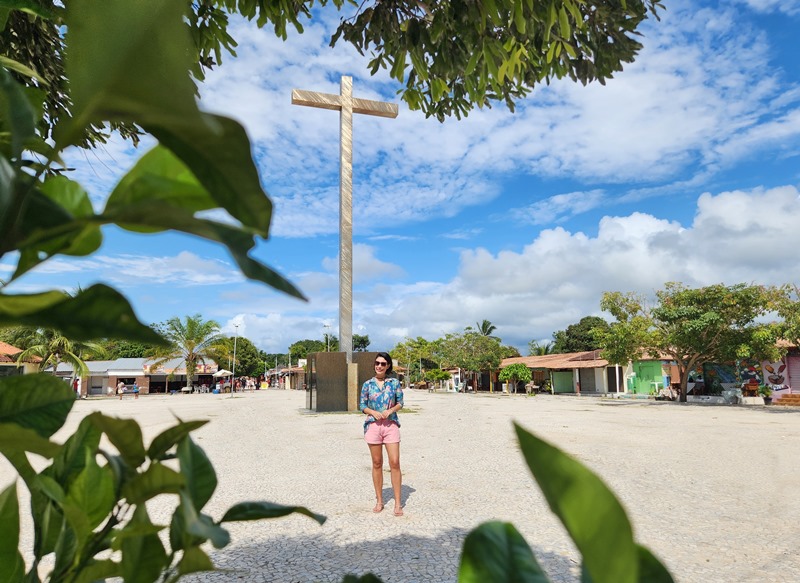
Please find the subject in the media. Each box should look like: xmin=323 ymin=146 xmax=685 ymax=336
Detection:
xmin=2 ymin=389 xmax=798 ymax=582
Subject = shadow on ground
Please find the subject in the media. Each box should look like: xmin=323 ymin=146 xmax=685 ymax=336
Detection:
xmin=186 ymin=527 xmax=579 ymax=583
xmin=380 ymin=484 xmax=416 ymax=509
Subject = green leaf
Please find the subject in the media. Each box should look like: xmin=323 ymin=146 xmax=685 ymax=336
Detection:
xmin=177 ymin=493 xmax=229 ymax=549
xmin=513 ymin=1 xmax=526 ymax=35
xmin=32 ymin=474 xmax=65 ymax=504
xmin=514 ymin=424 xmax=638 ymax=583
xmin=635 ymin=545 xmax=674 ymax=583
xmin=0 ymin=375 xmax=74 ymax=438
xmin=71 ymin=559 xmax=121 ymax=583
xmin=87 ymin=413 xmax=146 ymax=468
xmin=177 ymin=545 xmax=215 ymax=575
xmin=188 ymin=512 xmax=229 ymax=549
xmin=220 ymin=501 xmax=326 ymax=526
xmin=0 ymin=285 xmax=165 ymax=344
xmin=38 ymin=175 xmax=102 ymax=257
xmin=60 ymin=0 xmax=201 ymax=147
xmin=100 ymin=202 xmax=304 ymax=299
xmin=458 ymin=521 xmax=548 ymax=582
xmin=4 ymin=187 xmax=74 ymax=276
xmin=122 ymin=462 xmax=185 ymax=505
xmin=51 ymin=417 xmax=102 ymax=485
xmin=0 ymin=483 xmax=25 ymax=583
xmin=0 ymin=156 xmax=12 ymax=220
xmin=559 ymin=6 xmax=570 ymax=38
xmin=0 ymin=67 xmax=35 ymax=158
xmin=0 ymin=0 xmax=58 ymax=20
xmin=0 ymin=56 xmax=47 ymax=85
xmin=65 ymin=449 xmax=116 ymax=534
xmin=0 ymin=423 xmax=61 ymax=458
xmin=120 ymin=506 xmax=168 ymax=583
xmin=111 ymin=520 xmax=164 ymax=551
xmin=51 ymin=516 xmax=78 ymax=579
xmin=177 ymin=436 xmax=216 ymax=511
xmin=105 ymin=146 xmax=215 ymax=230
xmin=148 ymin=419 xmax=208 ymax=460
xmin=30 ymin=491 xmax=65 ymax=557
xmin=147 ymin=114 xmax=273 ymax=237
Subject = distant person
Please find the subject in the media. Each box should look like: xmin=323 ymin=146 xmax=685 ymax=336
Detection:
xmin=359 ymin=351 xmax=404 ymax=516
xmin=117 ymin=381 xmax=126 ymax=400
xmin=132 ymin=381 xmax=139 ymax=399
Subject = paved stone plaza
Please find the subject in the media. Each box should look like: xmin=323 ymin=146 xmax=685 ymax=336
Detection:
xmin=5 ymin=389 xmax=799 ymax=582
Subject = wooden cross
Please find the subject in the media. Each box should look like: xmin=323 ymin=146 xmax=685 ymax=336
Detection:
xmin=292 ymin=76 xmax=398 ymax=363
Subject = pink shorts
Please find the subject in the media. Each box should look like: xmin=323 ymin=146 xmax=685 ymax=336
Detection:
xmin=365 ymin=419 xmax=400 ymax=444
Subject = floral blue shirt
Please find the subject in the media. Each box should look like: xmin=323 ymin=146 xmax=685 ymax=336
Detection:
xmin=359 ymin=377 xmax=403 ymax=433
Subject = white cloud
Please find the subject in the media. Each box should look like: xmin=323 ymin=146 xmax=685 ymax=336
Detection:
xmin=735 ymin=0 xmax=800 ymax=16
xmin=51 ymin=1 xmax=800 ymax=240
xmin=30 ymin=251 xmax=241 ymax=287
xmin=511 ymin=190 xmax=606 ymax=225
xmin=321 ymin=243 xmax=405 ymax=283
xmin=347 ymin=185 xmax=800 ymax=351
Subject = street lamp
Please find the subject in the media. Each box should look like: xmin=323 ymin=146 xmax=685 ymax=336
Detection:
xmin=323 ymin=323 xmax=331 ymax=352
xmin=231 ymin=323 xmax=239 ymax=393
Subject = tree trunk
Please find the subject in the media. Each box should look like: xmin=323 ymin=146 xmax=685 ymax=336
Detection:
xmin=679 ymin=364 xmax=689 ymax=403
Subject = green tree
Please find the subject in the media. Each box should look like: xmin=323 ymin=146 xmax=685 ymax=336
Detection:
xmin=150 ymin=315 xmax=225 ymax=384
xmin=391 ymin=336 xmax=435 ymax=383
xmin=323 ymin=333 xmax=340 ymax=352
xmin=353 ymin=334 xmax=370 ymax=352
xmin=440 ymin=328 xmax=504 ymax=391
xmin=552 ymin=316 xmax=609 ymax=353
xmin=225 ymin=336 xmax=262 ymax=377
xmin=289 ymin=339 xmax=326 ymax=361
xmin=499 ymin=362 xmax=532 ymax=394
xmin=528 ymin=340 xmax=554 ymax=355
xmin=264 ymin=352 xmax=289 ymax=368
xmin=15 ymin=328 xmax=105 ymax=379
xmin=100 ymin=339 xmax=155 ymax=359
xmin=501 ymin=345 xmax=522 ymax=358
xmin=776 ymin=284 xmax=800 ymax=349
xmin=476 ymin=319 xmax=497 ymax=337
xmin=3 ymin=0 xmax=664 ymax=144
xmin=424 ymin=367 xmax=451 ymax=389
xmin=600 ymin=283 xmax=782 ymax=402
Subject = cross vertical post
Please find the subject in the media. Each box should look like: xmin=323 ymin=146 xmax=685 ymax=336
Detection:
xmin=292 ymin=76 xmax=398 ymax=364
xmin=339 ymin=76 xmax=353 ymax=362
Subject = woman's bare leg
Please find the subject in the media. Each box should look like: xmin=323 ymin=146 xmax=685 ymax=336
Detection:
xmin=384 ymin=442 xmax=402 ymax=515
xmin=368 ymin=444 xmax=384 ymax=512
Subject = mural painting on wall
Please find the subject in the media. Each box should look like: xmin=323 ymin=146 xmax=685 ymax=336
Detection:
xmin=761 ymin=359 xmax=790 ymax=394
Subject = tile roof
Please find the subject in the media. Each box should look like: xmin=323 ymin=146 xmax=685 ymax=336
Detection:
xmin=0 ymin=341 xmax=20 ymax=363
xmin=501 ymin=350 xmax=609 ymax=370
xmin=0 ymin=341 xmax=40 ymax=363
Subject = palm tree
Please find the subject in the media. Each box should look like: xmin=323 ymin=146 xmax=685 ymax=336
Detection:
xmin=149 ymin=315 xmax=225 ymax=385
xmin=15 ymin=328 xmax=105 ymax=380
xmin=528 ymin=340 xmax=555 ymax=356
xmin=476 ymin=319 xmax=497 ymax=337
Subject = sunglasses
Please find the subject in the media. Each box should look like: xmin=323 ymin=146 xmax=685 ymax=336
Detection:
xmin=374 ymin=361 xmax=388 ymax=367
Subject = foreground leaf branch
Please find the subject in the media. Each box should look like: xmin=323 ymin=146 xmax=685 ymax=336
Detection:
xmin=0 ymin=376 xmax=326 ymax=581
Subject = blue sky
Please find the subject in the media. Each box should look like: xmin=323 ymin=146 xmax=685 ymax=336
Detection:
xmin=5 ymin=0 xmax=800 ymax=355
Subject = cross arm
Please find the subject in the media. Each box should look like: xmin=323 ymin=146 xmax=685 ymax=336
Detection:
xmin=291 ymin=89 xmax=342 ymax=111
xmin=353 ymin=98 xmax=398 ymax=119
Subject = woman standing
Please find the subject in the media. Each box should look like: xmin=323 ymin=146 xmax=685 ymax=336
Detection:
xmin=359 ymin=351 xmax=404 ymax=516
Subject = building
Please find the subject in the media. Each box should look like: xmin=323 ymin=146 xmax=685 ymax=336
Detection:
xmin=52 ymin=358 xmax=220 ymax=396
xmin=0 ymin=341 xmax=40 ymax=377
xmin=500 ymin=350 xmax=623 ymax=394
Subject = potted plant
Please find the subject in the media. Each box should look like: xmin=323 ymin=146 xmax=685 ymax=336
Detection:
xmin=758 ymin=384 xmax=773 ymax=405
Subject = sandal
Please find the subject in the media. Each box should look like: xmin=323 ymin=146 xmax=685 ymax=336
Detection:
xmin=373 ymin=501 xmax=384 ymax=513
xmin=393 ymin=505 xmax=404 ymax=517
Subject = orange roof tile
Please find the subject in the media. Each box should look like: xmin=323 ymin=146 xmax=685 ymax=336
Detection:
xmin=501 ymin=350 xmax=609 ymax=370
